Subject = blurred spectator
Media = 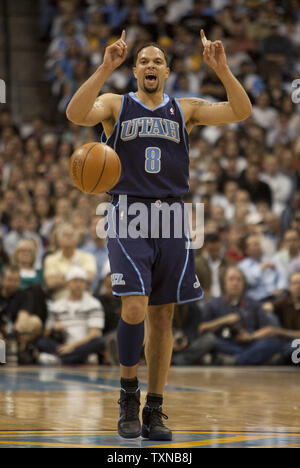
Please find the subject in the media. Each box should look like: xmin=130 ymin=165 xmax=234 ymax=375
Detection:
xmin=95 ymin=272 xmax=122 ymax=365
xmin=275 ymin=230 xmax=300 ymax=277
xmin=44 ymin=223 xmax=97 ymax=299
xmin=3 ymin=210 xmax=43 ymax=260
xmin=225 ymin=223 xmax=246 ymax=263
xmin=172 ymin=301 xmax=216 ymax=366
xmin=222 ymin=180 xmax=238 ymax=220
xmin=245 ymin=212 xmax=276 ymax=257
xmin=200 ymin=266 xmax=285 ymax=365
xmin=38 ymin=266 xmax=105 ymax=365
xmin=0 ymin=266 xmax=45 ymax=364
xmin=11 ymin=240 xmax=43 ymax=289
xmin=261 ymin=21 xmax=295 ymax=73
xmin=201 ymin=172 xmax=230 ymax=216
xmin=232 ymin=190 xmax=256 ymax=222
xmin=35 ymin=197 xmax=54 ymax=245
xmin=82 ymin=216 xmax=110 ymax=294
xmin=263 ymin=211 xmax=282 ymax=251
xmin=1 ymin=189 xmax=18 ymax=229
xmin=238 ymin=163 xmax=272 ymax=209
xmin=195 ymin=233 xmax=235 ymax=299
xmin=272 ymin=271 xmax=300 ymax=363
xmin=180 ymin=0 xmax=217 ymax=37
xmin=150 ymin=5 xmax=174 ymax=41
xmin=260 ymin=154 xmax=293 ymax=215
xmin=238 ymin=234 xmax=288 ymax=302
xmin=0 ymin=237 xmax=9 ymax=276
xmin=252 ymin=92 xmax=278 ymax=131
xmin=97 ymin=272 xmax=121 ymax=336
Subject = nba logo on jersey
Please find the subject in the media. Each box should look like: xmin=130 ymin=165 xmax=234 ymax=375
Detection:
xmin=170 ymin=107 xmax=175 ymax=115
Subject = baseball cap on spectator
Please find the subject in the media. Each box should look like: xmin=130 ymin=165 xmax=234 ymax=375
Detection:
xmin=66 ymin=266 xmax=88 ymax=282
xmin=246 ymin=213 xmax=264 ymax=225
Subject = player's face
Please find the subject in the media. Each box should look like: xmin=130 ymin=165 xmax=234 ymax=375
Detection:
xmin=134 ymin=47 xmax=170 ymax=94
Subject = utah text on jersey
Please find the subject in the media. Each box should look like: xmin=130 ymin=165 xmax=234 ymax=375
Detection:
xmin=121 ymin=117 xmax=180 ymax=143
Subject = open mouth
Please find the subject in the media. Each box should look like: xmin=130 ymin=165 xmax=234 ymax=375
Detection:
xmin=145 ymin=74 xmax=157 ymax=84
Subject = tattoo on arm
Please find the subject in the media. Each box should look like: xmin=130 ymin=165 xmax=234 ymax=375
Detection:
xmin=93 ymin=98 xmax=104 ymax=109
xmin=189 ymin=99 xmax=228 ymax=108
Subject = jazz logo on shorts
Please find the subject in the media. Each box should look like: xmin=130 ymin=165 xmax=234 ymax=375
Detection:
xmin=0 ymin=340 xmax=6 ymax=364
xmin=111 ymin=273 xmax=126 ymax=286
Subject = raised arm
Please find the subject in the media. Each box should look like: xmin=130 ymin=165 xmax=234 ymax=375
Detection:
xmin=180 ymin=30 xmax=252 ymax=131
xmin=66 ymin=30 xmax=127 ymax=127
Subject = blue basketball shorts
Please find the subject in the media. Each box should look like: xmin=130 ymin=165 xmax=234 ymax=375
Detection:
xmin=106 ymin=195 xmax=204 ymax=306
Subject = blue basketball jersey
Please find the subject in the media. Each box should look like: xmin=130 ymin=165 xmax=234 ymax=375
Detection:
xmin=103 ymin=92 xmax=190 ymax=198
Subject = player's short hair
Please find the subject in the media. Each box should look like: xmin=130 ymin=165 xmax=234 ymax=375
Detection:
xmin=135 ymin=43 xmax=169 ymax=66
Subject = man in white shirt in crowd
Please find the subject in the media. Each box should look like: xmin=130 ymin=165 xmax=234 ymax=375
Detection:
xmin=38 ymin=266 xmax=105 ymax=365
xmin=238 ymin=234 xmax=288 ymax=302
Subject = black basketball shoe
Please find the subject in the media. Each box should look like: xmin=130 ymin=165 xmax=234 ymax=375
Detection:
xmin=142 ymin=405 xmax=172 ymax=441
xmin=118 ymin=388 xmax=141 ymax=438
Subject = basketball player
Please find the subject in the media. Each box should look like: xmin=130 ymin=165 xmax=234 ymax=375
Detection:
xmin=66 ymin=29 xmax=252 ymax=441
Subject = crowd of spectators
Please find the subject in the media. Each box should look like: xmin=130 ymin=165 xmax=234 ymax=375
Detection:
xmin=0 ymin=0 xmax=300 ymax=366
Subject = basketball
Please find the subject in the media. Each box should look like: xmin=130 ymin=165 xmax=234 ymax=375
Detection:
xmin=69 ymin=142 xmax=122 ymax=194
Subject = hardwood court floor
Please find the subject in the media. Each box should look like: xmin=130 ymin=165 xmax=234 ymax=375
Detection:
xmin=0 ymin=366 xmax=300 ymax=448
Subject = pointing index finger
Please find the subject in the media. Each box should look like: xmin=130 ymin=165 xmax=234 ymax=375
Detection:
xmin=121 ymin=29 xmax=126 ymax=42
xmin=200 ymin=29 xmax=207 ymax=46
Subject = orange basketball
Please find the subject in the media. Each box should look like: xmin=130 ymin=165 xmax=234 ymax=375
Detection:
xmin=69 ymin=142 xmax=121 ymax=194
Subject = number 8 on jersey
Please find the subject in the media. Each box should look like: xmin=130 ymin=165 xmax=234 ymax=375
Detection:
xmin=145 ymin=147 xmax=161 ymax=174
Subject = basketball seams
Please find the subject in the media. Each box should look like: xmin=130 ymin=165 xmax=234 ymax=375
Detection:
xmin=89 ymin=147 xmax=107 ymax=194
xmin=70 ymin=143 xmax=121 ymax=194
xmin=80 ymin=143 xmax=98 ymax=192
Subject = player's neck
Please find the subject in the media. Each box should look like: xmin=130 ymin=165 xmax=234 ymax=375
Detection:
xmin=135 ymin=89 xmax=165 ymax=110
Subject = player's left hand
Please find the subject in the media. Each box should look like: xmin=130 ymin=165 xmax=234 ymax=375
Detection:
xmin=200 ymin=29 xmax=227 ymax=72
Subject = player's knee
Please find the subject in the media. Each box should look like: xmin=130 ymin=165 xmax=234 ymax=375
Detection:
xmin=122 ymin=300 xmax=146 ymax=324
xmin=149 ymin=306 xmax=174 ymax=332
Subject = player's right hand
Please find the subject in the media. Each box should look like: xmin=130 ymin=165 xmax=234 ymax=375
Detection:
xmin=102 ymin=30 xmax=127 ymax=71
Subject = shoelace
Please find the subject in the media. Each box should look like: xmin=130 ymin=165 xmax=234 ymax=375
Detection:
xmin=118 ymin=393 xmax=140 ymax=420
xmin=147 ymin=407 xmax=168 ymax=427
